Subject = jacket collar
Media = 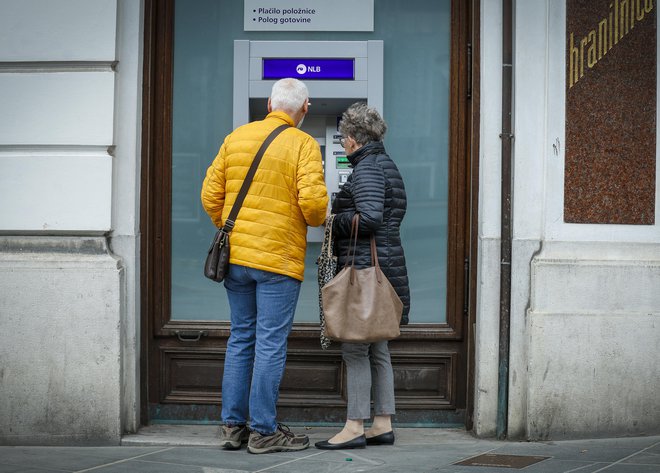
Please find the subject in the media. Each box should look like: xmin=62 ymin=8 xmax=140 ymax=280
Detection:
xmin=266 ymin=110 xmax=296 ymax=127
xmin=347 ymin=141 xmax=386 ymax=166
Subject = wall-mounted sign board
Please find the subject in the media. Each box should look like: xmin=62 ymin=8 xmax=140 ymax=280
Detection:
xmin=244 ymin=0 xmax=374 ymax=31
xmin=262 ymin=58 xmax=355 ymax=80
xmin=564 ymin=0 xmax=656 ymax=224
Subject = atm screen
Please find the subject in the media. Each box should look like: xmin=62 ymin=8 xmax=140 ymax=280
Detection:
xmin=262 ymin=58 xmax=354 ymax=80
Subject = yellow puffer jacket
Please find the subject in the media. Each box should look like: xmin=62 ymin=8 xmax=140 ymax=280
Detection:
xmin=201 ymin=111 xmax=328 ymax=281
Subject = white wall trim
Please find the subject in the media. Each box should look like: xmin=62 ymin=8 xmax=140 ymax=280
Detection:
xmin=0 ymin=145 xmax=112 ymax=156
xmin=0 ymin=61 xmax=116 ymax=73
xmin=110 ymin=0 xmax=144 ymax=434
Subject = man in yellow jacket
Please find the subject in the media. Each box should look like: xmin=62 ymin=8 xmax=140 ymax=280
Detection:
xmin=201 ymin=78 xmax=328 ymax=454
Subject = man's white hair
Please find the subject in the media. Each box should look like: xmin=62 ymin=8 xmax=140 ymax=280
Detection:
xmin=270 ymin=78 xmax=308 ymax=114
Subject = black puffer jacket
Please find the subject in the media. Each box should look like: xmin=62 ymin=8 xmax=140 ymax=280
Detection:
xmin=331 ymin=141 xmax=410 ymax=324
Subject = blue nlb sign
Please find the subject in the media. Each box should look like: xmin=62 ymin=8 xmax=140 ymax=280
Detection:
xmin=262 ymin=58 xmax=354 ymax=80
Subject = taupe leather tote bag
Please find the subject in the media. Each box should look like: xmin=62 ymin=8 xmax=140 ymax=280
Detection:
xmin=321 ymin=214 xmax=403 ymax=343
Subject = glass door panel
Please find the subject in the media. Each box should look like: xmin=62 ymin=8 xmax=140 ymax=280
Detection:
xmin=170 ymin=0 xmax=450 ymax=323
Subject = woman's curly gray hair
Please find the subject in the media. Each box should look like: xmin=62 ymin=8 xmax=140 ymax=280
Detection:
xmin=339 ymin=102 xmax=387 ymax=146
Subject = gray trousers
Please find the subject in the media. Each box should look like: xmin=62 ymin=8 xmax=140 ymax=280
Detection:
xmin=342 ymin=340 xmax=396 ymax=420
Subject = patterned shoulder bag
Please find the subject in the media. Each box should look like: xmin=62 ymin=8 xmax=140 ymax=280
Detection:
xmin=317 ymin=214 xmax=337 ymax=349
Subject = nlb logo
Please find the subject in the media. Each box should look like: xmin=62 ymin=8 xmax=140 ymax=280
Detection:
xmin=296 ymin=63 xmax=321 ymax=75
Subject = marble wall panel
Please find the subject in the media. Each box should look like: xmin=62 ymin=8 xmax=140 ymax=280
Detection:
xmin=565 ymin=0 xmax=656 ymax=224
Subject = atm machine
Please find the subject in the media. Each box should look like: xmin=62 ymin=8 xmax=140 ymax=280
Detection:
xmin=233 ymin=40 xmax=384 ymax=242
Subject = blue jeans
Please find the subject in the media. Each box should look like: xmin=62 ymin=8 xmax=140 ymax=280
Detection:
xmin=221 ymin=264 xmax=301 ymax=435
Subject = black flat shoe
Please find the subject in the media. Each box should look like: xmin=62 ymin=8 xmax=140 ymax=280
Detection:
xmin=366 ymin=431 xmax=395 ymax=445
xmin=315 ymin=434 xmax=367 ymax=450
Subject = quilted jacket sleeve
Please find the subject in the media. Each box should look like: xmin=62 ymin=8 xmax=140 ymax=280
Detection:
xmin=296 ymin=137 xmax=329 ymax=227
xmin=200 ymin=140 xmax=227 ymax=228
xmin=333 ymin=159 xmax=385 ymax=237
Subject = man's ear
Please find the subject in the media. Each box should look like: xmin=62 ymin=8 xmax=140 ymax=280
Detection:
xmin=267 ymin=98 xmax=272 ymax=113
xmin=301 ymin=101 xmax=309 ymax=115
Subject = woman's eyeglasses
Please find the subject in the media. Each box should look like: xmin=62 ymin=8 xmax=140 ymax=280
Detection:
xmin=339 ymin=137 xmax=347 ymax=147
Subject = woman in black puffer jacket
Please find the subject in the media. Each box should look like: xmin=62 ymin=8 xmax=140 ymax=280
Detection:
xmin=315 ymin=103 xmax=410 ymax=451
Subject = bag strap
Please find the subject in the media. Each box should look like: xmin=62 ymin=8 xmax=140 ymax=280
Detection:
xmin=347 ymin=214 xmax=383 ymax=284
xmin=346 ymin=214 xmax=360 ymax=268
xmin=221 ymin=124 xmax=290 ymax=233
xmin=321 ymin=214 xmax=335 ymax=257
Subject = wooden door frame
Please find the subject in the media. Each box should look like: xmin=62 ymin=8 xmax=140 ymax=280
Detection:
xmin=139 ymin=0 xmax=480 ymax=427
xmin=466 ymin=0 xmax=481 ymax=432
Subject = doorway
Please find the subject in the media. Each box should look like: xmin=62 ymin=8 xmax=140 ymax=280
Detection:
xmin=141 ymin=0 xmax=476 ymax=426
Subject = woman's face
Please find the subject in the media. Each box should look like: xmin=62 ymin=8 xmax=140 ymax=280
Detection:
xmin=341 ymin=135 xmax=359 ymax=154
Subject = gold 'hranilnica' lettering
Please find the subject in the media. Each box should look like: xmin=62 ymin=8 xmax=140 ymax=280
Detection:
xmin=569 ymin=0 xmax=653 ymax=88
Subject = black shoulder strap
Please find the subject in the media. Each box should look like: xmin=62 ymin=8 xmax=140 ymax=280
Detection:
xmin=222 ymin=123 xmax=290 ymax=233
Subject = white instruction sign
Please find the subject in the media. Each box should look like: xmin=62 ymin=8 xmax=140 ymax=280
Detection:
xmin=244 ymin=0 xmax=374 ymax=31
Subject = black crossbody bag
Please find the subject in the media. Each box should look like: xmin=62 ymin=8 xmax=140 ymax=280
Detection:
xmin=204 ymin=124 xmax=290 ymax=282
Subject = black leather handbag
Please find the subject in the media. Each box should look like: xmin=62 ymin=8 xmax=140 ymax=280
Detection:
xmin=204 ymin=228 xmax=231 ymax=282
xmin=204 ymin=124 xmax=290 ymax=282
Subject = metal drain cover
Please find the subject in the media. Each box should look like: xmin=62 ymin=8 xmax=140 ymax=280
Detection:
xmin=455 ymin=453 xmax=550 ymax=469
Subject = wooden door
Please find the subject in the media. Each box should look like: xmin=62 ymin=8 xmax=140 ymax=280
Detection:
xmin=140 ymin=0 xmax=476 ymax=427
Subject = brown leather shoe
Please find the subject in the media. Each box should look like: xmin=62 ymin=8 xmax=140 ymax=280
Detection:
xmin=247 ymin=424 xmax=310 ymax=454
xmin=219 ymin=424 xmax=249 ymax=450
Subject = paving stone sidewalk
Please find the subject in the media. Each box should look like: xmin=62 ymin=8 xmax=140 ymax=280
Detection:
xmin=0 ymin=425 xmax=658 ymax=473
